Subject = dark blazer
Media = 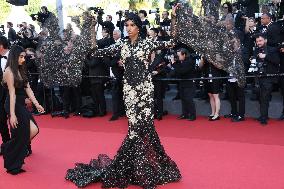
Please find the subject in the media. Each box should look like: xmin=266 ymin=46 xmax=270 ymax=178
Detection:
xmin=254 ymin=46 xmax=280 ymax=74
xmin=257 ymin=22 xmax=281 ymax=47
xmin=238 ymin=0 xmax=259 ymax=18
xmin=97 ymin=15 xmax=115 ymax=37
xmin=8 ymin=28 xmax=17 ymax=43
xmin=171 ymin=56 xmax=196 ymax=87
xmin=87 ymin=37 xmax=114 ymax=84
xmin=110 ymin=56 xmax=124 ymax=81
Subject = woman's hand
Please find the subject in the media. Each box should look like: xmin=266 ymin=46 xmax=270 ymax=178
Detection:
xmin=36 ymin=104 xmax=45 ymax=114
xmin=10 ymin=114 xmax=18 ymax=129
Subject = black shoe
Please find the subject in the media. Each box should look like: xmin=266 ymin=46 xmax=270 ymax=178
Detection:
xmin=119 ymin=113 xmax=126 ymax=117
xmin=208 ymin=115 xmax=214 ymax=119
xmin=177 ymin=115 xmax=189 ymax=119
xmin=73 ymin=111 xmax=81 ymax=116
xmin=109 ymin=116 xmax=119 ymax=121
xmin=278 ymin=114 xmax=284 ymax=120
xmin=7 ymin=168 xmax=26 ymax=175
xmin=224 ymin=114 xmax=234 ymax=118
xmin=188 ymin=115 xmax=196 ymax=121
xmin=63 ymin=111 xmax=70 ymax=119
xmin=98 ymin=112 xmax=106 ymax=117
xmin=209 ymin=115 xmax=220 ymax=121
xmin=260 ymin=118 xmax=268 ymax=125
xmin=156 ymin=115 xmax=163 ymax=121
xmin=232 ymin=116 xmax=245 ymax=122
xmin=163 ymin=111 xmax=168 ymax=116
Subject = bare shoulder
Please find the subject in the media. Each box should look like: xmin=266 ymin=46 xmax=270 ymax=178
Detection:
xmin=3 ymin=67 xmax=14 ymax=82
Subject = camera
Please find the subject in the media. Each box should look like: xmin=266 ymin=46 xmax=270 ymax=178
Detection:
xmin=116 ymin=10 xmax=124 ymax=17
xmin=88 ymin=7 xmax=104 ymax=15
xmin=0 ymin=25 xmax=5 ymax=36
xmin=248 ymin=58 xmax=267 ymax=74
xmin=149 ymin=8 xmax=160 ymax=14
xmin=254 ymin=13 xmax=263 ymax=19
xmin=30 ymin=12 xmax=50 ymax=24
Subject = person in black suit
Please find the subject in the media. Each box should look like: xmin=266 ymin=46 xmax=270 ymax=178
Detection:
xmin=253 ymin=33 xmax=280 ymax=125
xmin=109 ymin=30 xmax=125 ymax=121
xmin=7 ymin=22 xmax=17 ymax=45
xmin=138 ymin=10 xmax=150 ymax=39
xmin=257 ymin=13 xmax=281 ymax=47
xmin=97 ymin=14 xmax=115 ymax=39
xmin=225 ymin=38 xmax=246 ymax=122
xmin=170 ymin=48 xmax=196 ymax=121
xmin=236 ymin=0 xmax=259 ymax=18
xmin=88 ymin=28 xmax=114 ymax=116
xmin=0 ymin=36 xmax=10 ymax=155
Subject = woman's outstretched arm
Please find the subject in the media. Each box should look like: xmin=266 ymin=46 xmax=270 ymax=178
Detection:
xmin=25 ymin=83 xmax=45 ymax=113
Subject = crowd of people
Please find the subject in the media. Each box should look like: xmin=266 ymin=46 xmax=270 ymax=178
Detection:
xmin=0 ymin=1 xmax=283 ymax=130
xmin=0 ymin=0 xmax=283 ymax=185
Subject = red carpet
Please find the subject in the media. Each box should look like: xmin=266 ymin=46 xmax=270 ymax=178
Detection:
xmin=1 ymin=114 xmax=284 ymax=189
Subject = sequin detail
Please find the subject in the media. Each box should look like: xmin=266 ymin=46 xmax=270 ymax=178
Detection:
xmin=66 ymin=37 xmax=181 ymax=188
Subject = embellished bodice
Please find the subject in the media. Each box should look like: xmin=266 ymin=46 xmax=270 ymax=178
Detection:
xmin=94 ymin=37 xmax=175 ymax=86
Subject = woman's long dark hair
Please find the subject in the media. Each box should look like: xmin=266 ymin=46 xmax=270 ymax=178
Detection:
xmin=5 ymin=45 xmax=28 ymax=88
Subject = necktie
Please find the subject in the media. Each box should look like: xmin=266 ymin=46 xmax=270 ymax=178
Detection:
xmin=0 ymin=55 xmax=7 ymax=59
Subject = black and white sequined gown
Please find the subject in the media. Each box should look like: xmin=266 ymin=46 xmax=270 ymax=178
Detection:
xmin=66 ymin=37 xmax=181 ymax=188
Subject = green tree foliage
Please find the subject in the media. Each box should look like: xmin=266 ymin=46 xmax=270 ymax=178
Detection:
xmin=0 ymin=0 xmax=12 ymax=23
xmin=24 ymin=0 xmax=42 ymax=15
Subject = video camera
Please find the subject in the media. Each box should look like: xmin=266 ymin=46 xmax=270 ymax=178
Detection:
xmin=30 ymin=12 xmax=50 ymax=25
xmin=116 ymin=10 xmax=131 ymax=17
xmin=248 ymin=48 xmax=268 ymax=74
xmin=0 ymin=25 xmax=5 ymax=36
xmin=149 ymin=8 xmax=160 ymax=14
xmin=88 ymin=7 xmax=104 ymax=15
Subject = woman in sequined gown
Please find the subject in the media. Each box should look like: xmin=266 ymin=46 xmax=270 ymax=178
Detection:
xmin=66 ymin=9 xmax=181 ymax=189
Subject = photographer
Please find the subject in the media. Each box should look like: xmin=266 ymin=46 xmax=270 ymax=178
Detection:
xmin=235 ymin=0 xmax=259 ymax=18
xmin=257 ymin=13 xmax=281 ymax=47
xmin=87 ymin=28 xmax=114 ymax=117
xmin=138 ymin=10 xmax=150 ymax=39
xmin=253 ymin=33 xmax=280 ymax=125
xmin=116 ymin=11 xmax=129 ymax=38
xmin=97 ymin=14 xmax=115 ymax=39
xmin=148 ymin=28 xmax=168 ymax=120
xmin=30 ymin=6 xmax=51 ymax=27
xmin=109 ymin=30 xmax=125 ymax=121
xmin=7 ymin=22 xmax=17 ymax=45
xmin=169 ymin=48 xmax=197 ymax=121
xmin=159 ymin=11 xmax=171 ymax=35
xmin=17 ymin=22 xmax=34 ymax=49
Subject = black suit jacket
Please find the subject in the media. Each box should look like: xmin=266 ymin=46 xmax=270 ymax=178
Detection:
xmin=171 ymin=57 xmax=196 ymax=87
xmin=8 ymin=28 xmax=17 ymax=43
xmin=237 ymin=0 xmax=259 ymax=18
xmin=87 ymin=37 xmax=114 ymax=84
xmin=110 ymin=56 xmax=124 ymax=81
xmin=257 ymin=23 xmax=281 ymax=47
xmin=254 ymin=45 xmax=280 ymax=74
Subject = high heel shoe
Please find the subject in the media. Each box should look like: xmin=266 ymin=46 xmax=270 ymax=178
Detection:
xmin=209 ymin=115 xmax=220 ymax=121
xmin=208 ymin=115 xmax=214 ymax=119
